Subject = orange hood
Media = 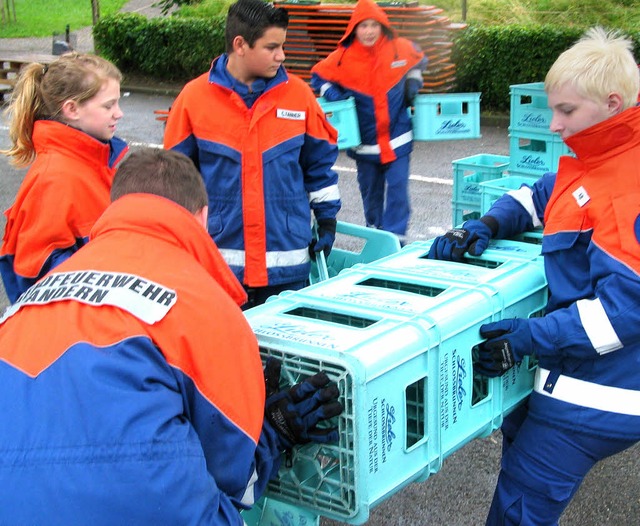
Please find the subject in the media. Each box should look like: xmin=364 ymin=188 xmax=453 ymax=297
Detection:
xmin=339 ymin=0 xmax=396 ymax=46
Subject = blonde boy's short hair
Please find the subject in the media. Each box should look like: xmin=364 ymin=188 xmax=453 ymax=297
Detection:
xmin=545 ymin=26 xmax=640 ymax=110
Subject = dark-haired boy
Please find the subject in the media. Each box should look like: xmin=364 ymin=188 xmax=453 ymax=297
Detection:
xmin=164 ymin=0 xmax=341 ymax=309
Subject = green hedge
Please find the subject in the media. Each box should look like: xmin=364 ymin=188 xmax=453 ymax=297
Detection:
xmin=94 ymin=13 xmax=226 ymax=80
xmin=452 ymin=25 xmax=640 ymax=111
xmin=94 ymin=14 xmax=640 ymax=112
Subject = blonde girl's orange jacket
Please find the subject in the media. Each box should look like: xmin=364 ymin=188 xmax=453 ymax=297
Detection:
xmin=0 ymin=120 xmax=128 ymax=303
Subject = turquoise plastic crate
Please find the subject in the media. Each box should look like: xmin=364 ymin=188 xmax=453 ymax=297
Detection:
xmin=291 ymin=259 xmax=545 ymax=325
xmin=242 ymin=496 xmax=320 ymax=526
xmin=317 ymin=97 xmax=361 ymax=150
xmin=509 ymin=128 xmax=572 ymax=175
xmin=412 ymin=93 xmax=481 ymax=141
xmin=309 ymin=221 xmax=402 ymax=284
xmin=367 ymin=238 xmax=544 ymax=279
xmin=510 ymin=82 xmax=553 ymax=134
xmin=243 ymin=251 xmax=547 ymax=524
xmin=479 ymin=175 xmax=540 ymax=215
xmin=451 ymin=154 xmax=510 ymax=226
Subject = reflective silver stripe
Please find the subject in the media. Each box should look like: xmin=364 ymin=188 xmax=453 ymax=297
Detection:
xmin=576 ymin=297 xmax=623 ymax=354
xmin=309 ymin=184 xmax=340 ymax=204
xmin=267 ymin=247 xmax=310 ymax=266
xmin=506 ymin=185 xmax=543 ymax=228
xmin=353 ymin=130 xmax=413 ymax=155
xmin=319 ymin=82 xmax=332 ymax=97
xmin=240 ymin=468 xmax=259 ymax=507
xmin=407 ymin=69 xmax=423 ymax=81
xmin=220 ymin=248 xmax=310 ymax=268
xmin=219 ymin=248 xmax=245 ymax=267
xmin=534 ymin=367 xmax=640 ymax=416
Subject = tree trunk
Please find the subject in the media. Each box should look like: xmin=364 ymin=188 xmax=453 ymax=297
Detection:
xmin=91 ymin=0 xmax=100 ymax=25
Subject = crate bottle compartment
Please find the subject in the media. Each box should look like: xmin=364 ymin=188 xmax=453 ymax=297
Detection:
xmin=412 ymin=93 xmax=481 ymax=141
xmin=317 ymin=96 xmax=361 ymax=150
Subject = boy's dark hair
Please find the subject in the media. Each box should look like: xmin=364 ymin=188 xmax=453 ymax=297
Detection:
xmin=111 ymin=148 xmax=208 ymax=214
xmin=225 ymin=0 xmax=289 ymax=53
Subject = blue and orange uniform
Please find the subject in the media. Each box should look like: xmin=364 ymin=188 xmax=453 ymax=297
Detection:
xmin=0 ymin=193 xmax=282 ymax=525
xmin=310 ymin=0 xmax=426 ymax=237
xmin=479 ymin=106 xmax=640 ymax=522
xmin=0 ymin=120 xmax=128 ymax=303
xmin=163 ymin=56 xmax=341 ymax=290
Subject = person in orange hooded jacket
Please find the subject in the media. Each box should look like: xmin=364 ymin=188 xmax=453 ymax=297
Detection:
xmin=311 ymin=0 xmax=427 ymax=241
xmin=0 ymin=53 xmax=128 ymax=304
xmin=164 ymin=0 xmax=341 ymax=309
xmin=0 ymin=148 xmax=342 ymax=525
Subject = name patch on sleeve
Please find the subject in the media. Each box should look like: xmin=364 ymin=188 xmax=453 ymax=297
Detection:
xmin=1 ymin=270 xmax=177 ymax=325
xmin=277 ymin=109 xmax=305 ymax=120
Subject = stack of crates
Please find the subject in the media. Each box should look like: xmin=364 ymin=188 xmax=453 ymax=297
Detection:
xmin=243 ymin=238 xmax=547 ymax=524
xmin=451 ymin=82 xmax=573 ymax=227
xmin=451 ymin=153 xmax=510 ymax=226
xmin=412 ymin=92 xmax=482 ymax=141
xmin=508 ymin=82 xmax=572 ymax=177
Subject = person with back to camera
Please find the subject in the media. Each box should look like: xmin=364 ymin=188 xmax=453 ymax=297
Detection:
xmin=427 ymin=27 xmax=640 ymax=524
xmin=0 ymin=147 xmax=343 ymax=525
xmin=163 ymin=0 xmax=341 ymax=309
xmin=310 ymin=0 xmax=427 ymax=243
xmin=0 ymin=52 xmax=128 ymax=304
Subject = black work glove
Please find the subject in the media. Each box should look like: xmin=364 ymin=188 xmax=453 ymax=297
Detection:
xmin=309 ymin=218 xmax=337 ymax=261
xmin=264 ymin=358 xmax=343 ymax=449
xmin=475 ymin=319 xmax=532 ymax=377
xmin=404 ymin=77 xmax=422 ymax=106
xmin=427 ymin=216 xmax=498 ymax=262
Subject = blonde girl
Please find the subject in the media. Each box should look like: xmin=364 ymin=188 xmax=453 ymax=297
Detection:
xmin=0 ymin=52 xmax=128 ymax=303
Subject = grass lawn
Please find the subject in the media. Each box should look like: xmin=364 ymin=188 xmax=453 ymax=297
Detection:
xmin=0 ymin=0 xmax=128 ymax=38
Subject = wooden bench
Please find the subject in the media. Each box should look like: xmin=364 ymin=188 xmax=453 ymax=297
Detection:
xmin=1 ymin=52 xmax=57 ymax=100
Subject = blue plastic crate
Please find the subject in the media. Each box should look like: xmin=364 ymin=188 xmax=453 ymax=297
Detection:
xmin=317 ymin=97 xmax=361 ymax=150
xmin=509 ymin=128 xmax=572 ymax=175
xmin=309 ymin=221 xmax=401 ymax=284
xmin=412 ymin=93 xmax=481 ymax=141
xmin=510 ymin=82 xmax=553 ymax=134
xmin=479 ymin=174 xmax=540 ymax=215
xmin=243 ymin=251 xmax=547 ymax=524
xmin=451 ymin=154 xmax=510 ymax=226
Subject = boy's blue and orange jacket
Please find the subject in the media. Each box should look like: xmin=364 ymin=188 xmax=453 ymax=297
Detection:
xmin=0 ymin=120 xmax=128 ymax=303
xmin=0 ymin=194 xmax=282 ymax=525
xmin=310 ymin=0 xmax=427 ymax=164
xmin=163 ymin=58 xmax=341 ymax=288
xmin=484 ymin=106 xmax=640 ymax=439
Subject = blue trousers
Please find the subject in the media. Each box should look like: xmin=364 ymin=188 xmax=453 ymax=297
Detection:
xmin=486 ymin=402 xmax=637 ymax=525
xmin=355 ymin=154 xmax=411 ymax=237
